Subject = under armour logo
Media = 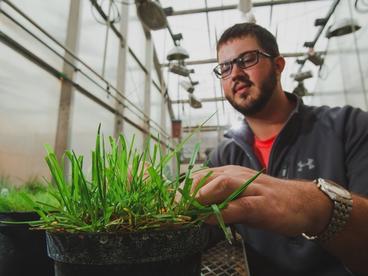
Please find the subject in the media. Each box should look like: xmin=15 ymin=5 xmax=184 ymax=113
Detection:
xmin=297 ymin=158 xmax=315 ymax=172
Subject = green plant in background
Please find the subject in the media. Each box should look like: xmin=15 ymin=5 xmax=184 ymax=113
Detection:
xmin=0 ymin=180 xmax=58 ymax=212
xmin=31 ymin=125 xmax=262 ymax=242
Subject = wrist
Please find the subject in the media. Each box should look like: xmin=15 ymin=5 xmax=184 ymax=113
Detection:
xmin=302 ymin=178 xmax=352 ymax=243
xmin=304 ymin=181 xmax=334 ymax=236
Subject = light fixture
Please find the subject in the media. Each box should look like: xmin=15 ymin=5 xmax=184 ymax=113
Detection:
xmin=188 ymin=94 xmax=202 ymax=109
xmin=167 ymin=45 xmax=189 ymax=61
xmin=180 ymin=80 xmax=194 ymax=93
xmin=180 ymin=80 xmax=199 ymax=94
xmin=303 ymin=41 xmax=314 ymax=48
xmin=314 ymin=18 xmax=328 ymax=26
xmin=238 ymin=0 xmax=252 ymax=14
xmin=166 ymin=33 xmax=189 ymax=62
xmin=292 ymin=81 xmax=312 ymax=97
xmin=307 ymin=48 xmax=324 ymax=66
xmin=290 ymin=71 xmax=313 ymax=82
xmin=326 ymin=18 xmax=361 ymax=39
xmin=242 ymin=11 xmax=256 ymax=23
xmin=169 ymin=63 xmax=194 ymax=77
xmin=238 ymin=0 xmax=255 ymax=23
xmin=136 ymin=1 xmax=168 ymax=30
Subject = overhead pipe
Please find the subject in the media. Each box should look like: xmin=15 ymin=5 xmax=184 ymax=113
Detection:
xmin=168 ymin=0 xmax=331 ymax=16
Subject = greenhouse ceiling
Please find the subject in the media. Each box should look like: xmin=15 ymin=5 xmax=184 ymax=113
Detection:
xmin=150 ymin=0 xmax=334 ymax=129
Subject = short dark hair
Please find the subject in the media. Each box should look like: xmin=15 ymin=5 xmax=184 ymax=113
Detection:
xmin=217 ymin=23 xmax=279 ymax=57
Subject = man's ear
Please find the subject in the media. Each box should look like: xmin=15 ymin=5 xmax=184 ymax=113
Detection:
xmin=273 ymin=56 xmax=285 ymax=80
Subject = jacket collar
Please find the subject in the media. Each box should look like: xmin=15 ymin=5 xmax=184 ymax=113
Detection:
xmin=225 ymin=92 xmax=303 ymax=143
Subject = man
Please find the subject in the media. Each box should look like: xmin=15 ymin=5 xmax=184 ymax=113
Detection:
xmin=193 ymin=23 xmax=368 ymax=275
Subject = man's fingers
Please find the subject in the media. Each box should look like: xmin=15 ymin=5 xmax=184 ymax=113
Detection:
xmin=190 ymin=171 xmax=223 ymax=193
xmin=196 ymin=175 xmax=250 ymax=205
xmin=204 ymin=197 xmax=259 ymax=225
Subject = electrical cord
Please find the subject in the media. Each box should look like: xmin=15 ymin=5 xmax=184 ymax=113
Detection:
xmin=90 ymin=0 xmax=121 ymax=25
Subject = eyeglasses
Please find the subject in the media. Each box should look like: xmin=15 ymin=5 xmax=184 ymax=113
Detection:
xmin=213 ymin=50 xmax=273 ymax=79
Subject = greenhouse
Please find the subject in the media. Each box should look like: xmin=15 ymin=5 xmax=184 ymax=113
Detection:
xmin=0 ymin=0 xmax=367 ymax=275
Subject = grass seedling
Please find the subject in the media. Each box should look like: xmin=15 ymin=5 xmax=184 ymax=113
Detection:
xmin=0 ymin=181 xmax=57 ymax=213
xmin=31 ymin=124 xmax=262 ymax=243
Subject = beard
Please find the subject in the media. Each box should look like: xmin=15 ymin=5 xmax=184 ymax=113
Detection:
xmin=226 ymin=68 xmax=277 ymax=116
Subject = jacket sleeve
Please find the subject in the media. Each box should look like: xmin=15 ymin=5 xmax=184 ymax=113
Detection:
xmin=340 ymin=106 xmax=368 ymax=195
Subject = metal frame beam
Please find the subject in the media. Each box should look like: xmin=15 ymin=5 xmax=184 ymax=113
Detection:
xmin=182 ymin=125 xmax=229 ymax=132
xmin=172 ymin=97 xmax=226 ymax=104
xmin=168 ymin=0 xmax=331 ymax=16
xmin=162 ymin=51 xmax=326 ymax=67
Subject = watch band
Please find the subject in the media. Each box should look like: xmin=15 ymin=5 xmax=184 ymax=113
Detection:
xmin=302 ymin=179 xmax=352 ymax=243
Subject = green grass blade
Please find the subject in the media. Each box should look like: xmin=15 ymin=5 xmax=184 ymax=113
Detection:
xmin=211 ymin=204 xmax=232 ymax=243
xmin=219 ymin=169 xmax=263 ymax=210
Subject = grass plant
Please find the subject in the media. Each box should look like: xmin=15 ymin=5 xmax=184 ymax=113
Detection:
xmin=32 ymin=125 xmax=262 ymax=241
xmin=0 ymin=181 xmax=57 ymax=212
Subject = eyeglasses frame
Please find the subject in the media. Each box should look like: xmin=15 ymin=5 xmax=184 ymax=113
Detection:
xmin=213 ymin=50 xmax=273 ymax=79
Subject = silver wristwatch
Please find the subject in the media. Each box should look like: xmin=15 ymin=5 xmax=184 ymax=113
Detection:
xmin=302 ymin=178 xmax=353 ymax=243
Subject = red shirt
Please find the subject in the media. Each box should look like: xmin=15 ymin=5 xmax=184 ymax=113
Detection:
xmin=253 ymin=135 xmax=276 ymax=169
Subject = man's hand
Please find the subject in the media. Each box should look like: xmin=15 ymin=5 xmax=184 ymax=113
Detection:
xmin=192 ymin=165 xmax=333 ymax=237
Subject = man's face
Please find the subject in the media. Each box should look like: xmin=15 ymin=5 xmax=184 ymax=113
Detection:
xmin=217 ymin=36 xmax=277 ymax=116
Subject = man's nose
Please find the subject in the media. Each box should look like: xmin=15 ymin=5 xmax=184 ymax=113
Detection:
xmin=230 ymin=62 xmax=247 ymax=80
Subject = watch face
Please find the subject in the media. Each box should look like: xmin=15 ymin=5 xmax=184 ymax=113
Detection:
xmin=320 ymin=179 xmax=351 ymax=198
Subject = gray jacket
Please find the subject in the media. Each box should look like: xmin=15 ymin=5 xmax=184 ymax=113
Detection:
xmin=208 ymin=93 xmax=368 ymax=276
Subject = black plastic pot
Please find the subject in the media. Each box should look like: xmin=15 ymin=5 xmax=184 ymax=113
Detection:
xmin=0 ymin=211 xmax=54 ymax=276
xmin=46 ymin=224 xmax=208 ymax=276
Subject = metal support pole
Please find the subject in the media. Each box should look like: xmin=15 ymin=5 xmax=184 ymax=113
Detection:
xmin=54 ymin=0 xmax=81 ymax=163
xmin=160 ymin=72 xmax=167 ymax=153
xmin=114 ymin=2 xmax=129 ymax=138
xmin=143 ymin=36 xmax=153 ymax=142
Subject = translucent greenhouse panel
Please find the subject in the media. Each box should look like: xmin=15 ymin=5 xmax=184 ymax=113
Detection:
xmin=336 ymin=0 xmax=368 ymax=109
xmin=0 ymin=0 xmax=70 ymax=72
xmin=122 ymin=120 xmax=144 ymax=151
xmin=159 ymin=1 xmax=205 ymax=11
xmin=69 ymin=92 xmax=115 ymax=174
xmin=175 ymin=100 xmax=240 ymax=128
xmin=0 ymin=44 xmax=60 ymax=185
xmin=125 ymin=54 xmax=146 ymax=111
xmin=74 ymin=2 xmax=120 ymax=108
xmin=77 ymin=1 xmax=111 ymax=75
xmin=149 ymin=84 xmax=166 ymax=158
xmin=151 ymin=64 xmax=160 ymax=87
xmin=165 ymin=105 xmax=172 ymax=137
xmin=313 ymin=0 xmax=368 ymax=110
xmin=309 ymin=93 xmax=347 ymax=108
xmin=182 ymin=130 xmax=221 ymax=162
xmin=309 ymin=50 xmax=347 ymax=107
xmin=4 ymin=0 xmax=70 ymax=41
xmin=346 ymin=93 xmax=368 ymax=110
xmin=269 ymin=1 xmax=331 ymax=54
xmin=154 ymin=1 xmax=329 ymax=64
xmin=150 ymin=84 xmax=163 ymax=136
xmin=175 ymin=63 xmax=222 ymax=101
xmin=127 ymin=4 xmax=146 ymax=65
